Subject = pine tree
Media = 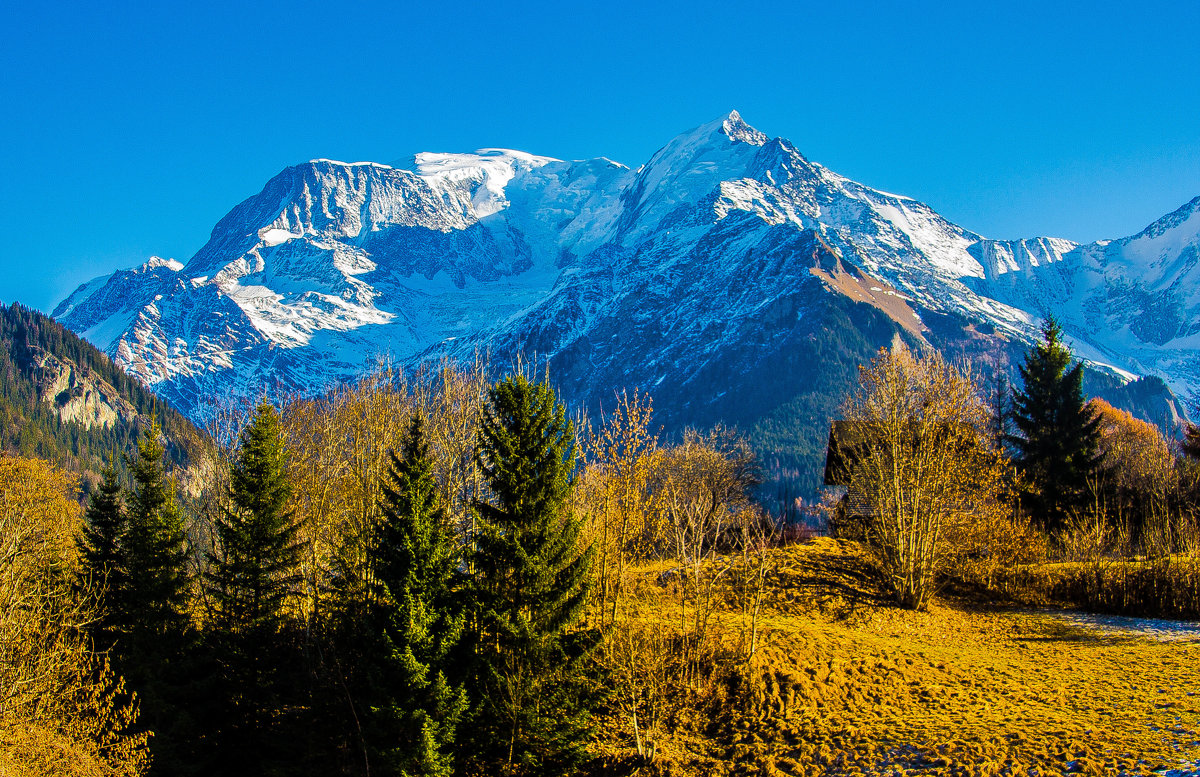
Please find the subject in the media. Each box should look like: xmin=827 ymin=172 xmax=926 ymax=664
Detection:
xmin=989 ymin=370 xmax=1011 ymax=450
xmin=366 ymin=415 xmax=467 ymax=777
xmin=205 ymin=401 xmax=301 ymax=635
xmin=78 ymin=463 xmax=126 ymax=649
xmin=122 ymin=422 xmax=190 ymax=645
xmin=113 ymin=424 xmax=200 ymax=777
xmin=468 ymin=374 xmax=595 ymax=774
xmin=1010 ymin=318 xmax=1102 ymax=530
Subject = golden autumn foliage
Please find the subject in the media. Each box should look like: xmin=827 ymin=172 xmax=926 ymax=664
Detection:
xmin=1053 ymin=399 xmax=1196 ymax=561
xmin=840 ymin=345 xmax=1016 ymax=609
xmin=0 ymin=454 xmax=148 ymax=777
xmin=574 ymin=389 xmax=660 ymax=628
xmin=1088 ymin=398 xmax=1175 ymax=499
xmin=279 ymin=359 xmax=492 ymax=620
xmin=574 ymin=393 xmax=771 ymax=764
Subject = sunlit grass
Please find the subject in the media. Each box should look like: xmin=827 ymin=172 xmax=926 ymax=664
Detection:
xmin=596 ymin=539 xmax=1200 ymax=775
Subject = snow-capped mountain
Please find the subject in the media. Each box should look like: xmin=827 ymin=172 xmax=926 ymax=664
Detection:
xmin=54 ymin=111 xmax=1197 ymax=492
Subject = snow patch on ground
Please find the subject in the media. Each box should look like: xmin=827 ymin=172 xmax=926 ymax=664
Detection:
xmin=1161 ymin=766 xmax=1200 ymax=777
xmin=1048 ymin=610 xmax=1200 ymax=642
xmin=260 ymin=227 xmax=302 ymax=246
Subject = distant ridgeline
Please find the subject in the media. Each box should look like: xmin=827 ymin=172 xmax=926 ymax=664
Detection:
xmin=0 ymin=302 xmax=201 ymax=490
xmin=6 ymin=290 xmax=1182 ymax=512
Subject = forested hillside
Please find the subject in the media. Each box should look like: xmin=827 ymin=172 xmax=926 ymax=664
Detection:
xmin=0 ymin=302 xmax=201 ymax=487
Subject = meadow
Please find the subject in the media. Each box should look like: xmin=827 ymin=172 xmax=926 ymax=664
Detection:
xmin=594 ymin=538 xmax=1200 ymax=777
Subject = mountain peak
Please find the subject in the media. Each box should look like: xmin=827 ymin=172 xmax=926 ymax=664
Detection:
xmin=52 ymin=114 xmax=1200 ymax=454
xmin=306 ymin=158 xmax=395 ymax=169
xmin=720 ymin=110 xmax=768 ymax=146
xmin=1128 ymin=194 xmax=1200 ymax=243
xmin=142 ymin=256 xmax=184 ymax=272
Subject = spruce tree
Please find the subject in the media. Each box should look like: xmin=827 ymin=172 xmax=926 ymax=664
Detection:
xmin=366 ymin=415 xmax=467 ymax=777
xmin=78 ymin=463 xmax=126 ymax=649
xmin=115 ymin=425 xmax=198 ymax=775
xmin=122 ymin=422 xmax=190 ymax=645
xmin=989 ymin=371 xmax=1011 ymax=450
xmin=1010 ymin=318 xmax=1102 ymax=530
xmin=468 ymin=374 xmax=595 ymax=774
xmin=205 ymin=401 xmax=301 ymax=635
xmin=203 ymin=401 xmax=303 ymax=768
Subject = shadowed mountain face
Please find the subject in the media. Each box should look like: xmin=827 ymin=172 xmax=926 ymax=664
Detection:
xmin=53 ymin=112 xmax=1195 ymax=499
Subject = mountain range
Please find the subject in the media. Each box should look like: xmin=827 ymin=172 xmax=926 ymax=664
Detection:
xmin=52 ymin=111 xmax=1198 ymax=499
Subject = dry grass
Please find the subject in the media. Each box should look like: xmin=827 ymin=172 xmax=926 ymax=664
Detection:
xmin=1010 ymin=558 xmax=1200 ymax=620
xmin=594 ymin=539 xmax=1200 ymax=776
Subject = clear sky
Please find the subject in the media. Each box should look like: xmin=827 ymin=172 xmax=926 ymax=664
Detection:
xmin=3 ymin=0 xmax=1198 ymax=312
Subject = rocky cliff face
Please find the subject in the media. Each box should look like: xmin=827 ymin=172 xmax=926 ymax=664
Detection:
xmin=31 ymin=347 xmax=139 ymax=429
xmin=0 ymin=302 xmax=203 ymax=492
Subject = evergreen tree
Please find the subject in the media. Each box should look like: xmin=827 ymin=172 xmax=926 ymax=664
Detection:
xmin=78 ymin=463 xmax=126 ymax=649
xmin=366 ymin=415 xmax=467 ymax=777
xmin=118 ymin=423 xmax=195 ymax=774
xmin=1010 ymin=318 xmax=1102 ymax=530
xmin=205 ymin=401 xmax=301 ymax=634
xmin=122 ymin=422 xmax=190 ymax=645
xmin=203 ymin=401 xmax=303 ymax=768
xmin=989 ymin=370 xmax=1011 ymax=450
xmin=468 ymin=374 xmax=595 ymax=774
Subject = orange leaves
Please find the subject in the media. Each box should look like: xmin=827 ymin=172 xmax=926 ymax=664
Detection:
xmin=1087 ymin=398 xmax=1174 ymax=496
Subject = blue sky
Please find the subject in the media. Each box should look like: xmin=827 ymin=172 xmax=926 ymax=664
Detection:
xmin=3 ymin=0 xmax=1198 ymax=312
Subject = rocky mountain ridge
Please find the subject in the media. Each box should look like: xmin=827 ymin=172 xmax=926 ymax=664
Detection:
xmin=53 ymin=112 xmax=1197 ymax=494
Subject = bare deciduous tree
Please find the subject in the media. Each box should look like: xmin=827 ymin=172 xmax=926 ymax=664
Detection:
xmin=576 ymin=389 xmax=658 ymax=627
xmin=599 ymin=617 xmax=675 ymax=762
xmin=841 ymin=344 xmax=1009 ymax=609
xmin=653 ymin=428 xmax=758 ymax=680
xmin=730 ymin=506 xmax=777 ymax=662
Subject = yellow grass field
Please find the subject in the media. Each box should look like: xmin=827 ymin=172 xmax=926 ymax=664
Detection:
xmin=599 ymin=539 xmax=1200 ymax=776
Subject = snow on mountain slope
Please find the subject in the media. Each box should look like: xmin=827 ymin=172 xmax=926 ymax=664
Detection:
xmin=963 ymin=197 xmax=1200 ymax=389
xmin=54 ymin=149 xmax=635 ymax=401
xmin=53 ymin=112 xmax=1200 ymax=432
